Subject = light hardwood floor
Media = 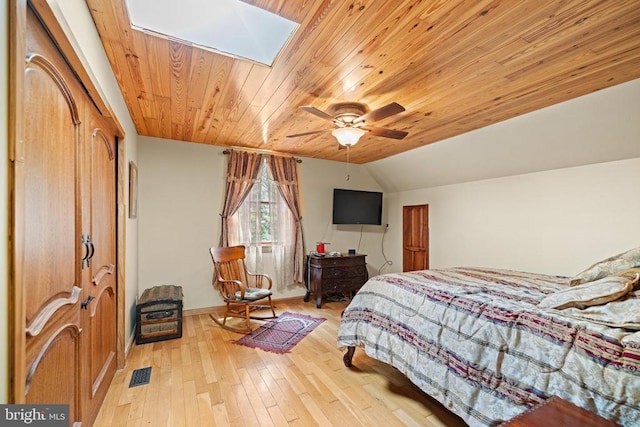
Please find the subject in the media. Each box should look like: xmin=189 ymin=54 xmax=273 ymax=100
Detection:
xmin=94 ymin=299 xmax=468 ymax=426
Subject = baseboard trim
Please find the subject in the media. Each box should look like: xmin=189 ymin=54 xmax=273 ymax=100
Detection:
xmin=124 ymin=329 xmax=136 ymax=359
xmin=183 ymin=295 xmax=306 ymax=317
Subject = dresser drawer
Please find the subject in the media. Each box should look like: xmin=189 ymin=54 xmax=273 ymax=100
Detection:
xmin=311 ymin=255 xmax=364 ymax=268
xmin=320 ymin=265 xmax=366 ymax=279
xmin=323 ymin=278 xmax=364 ymax=294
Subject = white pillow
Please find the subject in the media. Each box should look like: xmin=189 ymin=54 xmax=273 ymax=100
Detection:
xmin=570 ymin=246 xmax=640 ymax=286
xmin=559 ymin=290 xmax=640 ymax=330
xmin=538 ymin=275 xmax=636 ymax=310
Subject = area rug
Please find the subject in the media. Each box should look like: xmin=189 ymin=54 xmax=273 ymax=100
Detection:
xmin=233 ymin=311 xmax=326 ymax=354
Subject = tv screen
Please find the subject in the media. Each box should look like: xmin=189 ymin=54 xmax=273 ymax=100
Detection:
xmin=332 ymin=189 xmax=383 ymax=225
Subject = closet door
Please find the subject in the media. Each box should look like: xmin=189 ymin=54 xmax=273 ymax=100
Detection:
xmin=81 ymin=107 xmax=117 ymax=422
xmin=17 ymin=7 xmax=118 ymax=426
xmin=21 ymin=7 xmax=84 ymax=424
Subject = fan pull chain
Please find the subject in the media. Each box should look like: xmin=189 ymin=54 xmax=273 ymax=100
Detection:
xmin=346 ymin=145 xmax=351 ymax=181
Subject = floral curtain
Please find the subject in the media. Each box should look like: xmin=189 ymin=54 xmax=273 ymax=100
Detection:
xmin=228 ymin=176 xmax=266 ymax=276
xmin=230 ymin=165 xmax=295 ymax=290
xmin=220 ymin=151 xmax=304 ymax=290
xmin=269 ymin=155 xmax=305 ymax=284
xmin=219 ymin=150 xmax=263 ymax=246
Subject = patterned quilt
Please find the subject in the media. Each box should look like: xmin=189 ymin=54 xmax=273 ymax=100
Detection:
xmin=337 ymin=268 xmax=640 ymax=426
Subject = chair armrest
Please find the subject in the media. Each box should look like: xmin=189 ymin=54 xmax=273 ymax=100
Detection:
xmin=247 ymin=272 xmax=273 ymax=290
xmin=216 ymin=278 xmax=245 ymax=299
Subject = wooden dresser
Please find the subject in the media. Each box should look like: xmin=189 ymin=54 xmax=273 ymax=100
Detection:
xmin=500 ymin=396 xmax=619 ymax=427
xmin=304 ymin=254 xmax=368 ymax=308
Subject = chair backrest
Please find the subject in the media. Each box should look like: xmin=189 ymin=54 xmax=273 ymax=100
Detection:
xmin=210 ymin=245 xmax=250 ymax=288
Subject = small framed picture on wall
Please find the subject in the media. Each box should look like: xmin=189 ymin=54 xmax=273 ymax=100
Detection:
xmin=129 ymin=161 xmax=138 ymax=219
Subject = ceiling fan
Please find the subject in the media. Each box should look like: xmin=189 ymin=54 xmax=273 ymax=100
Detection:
xmin=286 ymin=102 xmax=408 ymax=147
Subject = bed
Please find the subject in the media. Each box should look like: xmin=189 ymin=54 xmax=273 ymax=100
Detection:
xmin=337 ymin=249 xmax=640 ymax=426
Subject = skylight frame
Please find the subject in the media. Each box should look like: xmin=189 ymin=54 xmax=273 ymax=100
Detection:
xmin=125 ymin=0 xmax=299 ymax=67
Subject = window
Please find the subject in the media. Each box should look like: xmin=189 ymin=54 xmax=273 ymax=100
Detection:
xmin=222 ymin=151 xmax=302 ymax=288
xmin=238 ymin=162 xmax=278 ymax=250
xmin=230 ymin=159 xmax=292 ymax=254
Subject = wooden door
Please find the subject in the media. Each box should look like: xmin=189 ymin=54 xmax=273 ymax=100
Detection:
xmin=15 ymin=7 xmax=117 ymax=425
xmin=81 ymin=107 xmax=117 ymax=422
xmin=403 ymin=204 xmax=429 ymax=272
xmin=20 ymin=8 xmax=85 ymax=423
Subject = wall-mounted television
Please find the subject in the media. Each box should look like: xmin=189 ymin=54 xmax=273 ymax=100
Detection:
xmin=332 ymin=188 xmax=383 ymax=225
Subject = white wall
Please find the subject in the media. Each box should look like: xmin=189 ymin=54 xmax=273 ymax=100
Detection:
xmin=138 ymin=136 xmax=386 ymax=310
xmin=137 ymin=76 xmax=640 ymax=310
xmin=370 ymin=79 xmax=640 ymax=279
xmin=138 ymin=138 xmax=222 ymax=310
xmin=385 ymin=157 xmax=640 ymax=277
xmin=138 ymin=133 xmax=640 ymax=309
xmin=366 ymin=78 xmax=640 ymax=192
xmin=298 ymin=156 xmax=388 ymax=274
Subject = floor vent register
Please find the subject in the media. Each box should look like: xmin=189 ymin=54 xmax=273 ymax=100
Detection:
xmin=128 ymin=367 xmax=152 ymax=388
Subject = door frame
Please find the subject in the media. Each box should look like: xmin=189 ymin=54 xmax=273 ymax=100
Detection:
xmin=8 ymin=0 xmax=128 ymax=402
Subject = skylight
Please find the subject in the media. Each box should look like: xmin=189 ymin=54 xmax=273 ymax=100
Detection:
xmin=126 ymin=0 xmax=299 ymax=66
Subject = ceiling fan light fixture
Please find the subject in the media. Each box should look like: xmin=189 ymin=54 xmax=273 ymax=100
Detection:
xmin=332 ymin=127 xmax=365 ymax=146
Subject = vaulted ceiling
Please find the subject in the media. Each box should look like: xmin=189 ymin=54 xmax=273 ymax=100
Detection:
xmin=85 ymin=0 xmax=640 ymax=164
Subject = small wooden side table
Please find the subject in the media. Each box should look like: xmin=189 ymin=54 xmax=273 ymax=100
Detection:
xmin=500 ymin=396 xmax=619 ymax=427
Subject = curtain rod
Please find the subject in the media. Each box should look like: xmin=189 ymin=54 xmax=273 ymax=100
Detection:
xmin=222 ymin=149 xmax=302 ymax=163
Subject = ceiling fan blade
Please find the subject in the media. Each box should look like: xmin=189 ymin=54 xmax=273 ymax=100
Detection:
xmin=286 ymin=129 xmax=332 ymax=138
xmin=299 ymin=106 xmax=336 ymax=122
xmin=363 ymin=126 xmax=408 ymax=140
xmin=353 ymin=102 xmax=405 ymax=124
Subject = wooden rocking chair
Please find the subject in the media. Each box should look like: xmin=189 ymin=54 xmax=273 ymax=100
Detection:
xmin=209 ymin=245 xmax=277 ymax=333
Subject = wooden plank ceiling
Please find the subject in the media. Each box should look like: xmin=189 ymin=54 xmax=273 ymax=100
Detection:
xmin=85 ymin=0 xmax=640 ymax=164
